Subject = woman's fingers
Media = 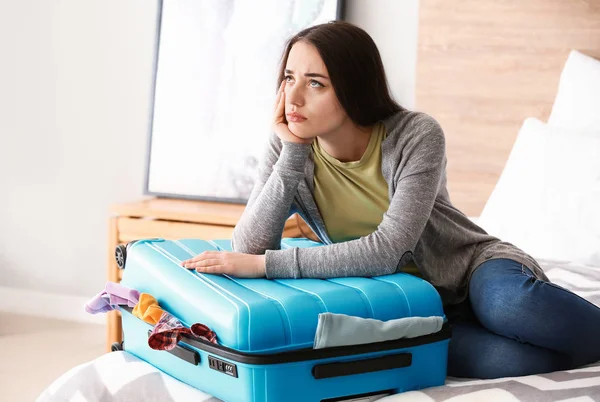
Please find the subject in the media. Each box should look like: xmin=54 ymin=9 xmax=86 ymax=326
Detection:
xmin=181 ymin=251 xmax=219 ymax=266
xmin=187 ymin=258 xmax=222 ymax=269
xmin=273 ymin=81 xmax=283 ymax=107
xmin=276 ymin=86 xmax=285 ymax=115
xmin=274 ymin=81 xmax=285 ymax=117
xmin=277 ymin=92 xmax=285 ymax=118
xmin=275 ymin=96 xmax=286 ymax=131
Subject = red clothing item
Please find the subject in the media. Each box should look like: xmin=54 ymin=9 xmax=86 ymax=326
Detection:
xmin=148 ymin=311 xmax=218 ymax=351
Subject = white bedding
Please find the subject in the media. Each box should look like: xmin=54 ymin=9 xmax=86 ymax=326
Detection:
xmin=37 ymin=259 xmax=600 ymax=402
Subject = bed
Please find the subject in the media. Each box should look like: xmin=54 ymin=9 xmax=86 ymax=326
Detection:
xmin=36 ymin=258 xmax=600 ymax=402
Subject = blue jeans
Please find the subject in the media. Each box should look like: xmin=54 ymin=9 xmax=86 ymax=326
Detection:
xmin=444 ymin=258 xmax=600 ymax=379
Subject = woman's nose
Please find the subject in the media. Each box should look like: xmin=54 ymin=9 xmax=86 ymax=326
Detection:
xmin=286 ymin=84 xmax=304 ymax=106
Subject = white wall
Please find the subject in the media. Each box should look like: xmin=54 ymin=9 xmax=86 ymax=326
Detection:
xmin=0 ymin=0 xmax=156 ymax=298
xmin=345 ymin=0 xmax=420 ymax=109
xmin=0 ymin=0 xmax=419 ymax=317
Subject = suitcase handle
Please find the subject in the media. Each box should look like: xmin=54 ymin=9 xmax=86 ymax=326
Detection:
xmin=312 ymin=352 xmax=412 ymax=379
xmin=147 ymin=330 xmax=200 ymax=366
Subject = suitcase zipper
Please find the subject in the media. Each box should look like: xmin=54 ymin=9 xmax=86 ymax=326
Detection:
xmin=177 ymin=321 xmax=451 ymax=365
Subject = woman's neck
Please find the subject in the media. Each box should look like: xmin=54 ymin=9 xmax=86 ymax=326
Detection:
xmin=316 ymin=119 xmax=374 ymax=163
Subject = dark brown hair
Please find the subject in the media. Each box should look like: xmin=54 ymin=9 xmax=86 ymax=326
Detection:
xmin=276 ymin=20 xmax=405 ymax=127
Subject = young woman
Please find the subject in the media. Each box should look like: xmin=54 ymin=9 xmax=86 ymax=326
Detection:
xmin=181 ymin=21 xmax=600 ymax=379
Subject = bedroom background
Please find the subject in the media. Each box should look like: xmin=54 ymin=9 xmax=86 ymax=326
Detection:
xmin=1 ymin=0 xmax=599 ymax=400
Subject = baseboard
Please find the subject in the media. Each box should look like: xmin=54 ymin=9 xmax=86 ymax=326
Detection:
xmin=0 ymin=286 xmax=105 ymax=325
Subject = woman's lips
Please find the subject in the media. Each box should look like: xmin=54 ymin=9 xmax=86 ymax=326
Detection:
xmin=287 ymin=113 xmax=307 ymax=123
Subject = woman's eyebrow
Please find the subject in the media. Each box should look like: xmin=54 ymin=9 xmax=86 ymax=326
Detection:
xmin=285 ymin=69 xmax=329 ymax=80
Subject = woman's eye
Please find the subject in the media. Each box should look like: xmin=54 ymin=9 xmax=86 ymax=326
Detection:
xmin=284 ymin=75 xmax=323 ymax=88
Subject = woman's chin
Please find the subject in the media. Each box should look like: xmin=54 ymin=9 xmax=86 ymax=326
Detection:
xmin=288 ymin=124 xmax=308 ymax=138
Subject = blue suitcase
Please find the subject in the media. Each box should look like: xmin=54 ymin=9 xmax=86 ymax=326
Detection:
xmin=117 ymin=238 xmax=450 ymax=402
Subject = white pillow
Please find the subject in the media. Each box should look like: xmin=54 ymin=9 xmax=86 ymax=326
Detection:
xmin=478 ymin=118 xmax=600 ymax=266
xmin=548 ymin=50 xmax=600 ymax=133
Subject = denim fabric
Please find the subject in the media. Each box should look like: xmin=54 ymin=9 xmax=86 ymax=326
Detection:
xmin=445 ymin=258 xmax=600 ymax=379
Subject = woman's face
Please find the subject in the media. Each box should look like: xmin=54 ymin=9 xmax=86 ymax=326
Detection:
xmin=284 ymin=41 xmax=347 ymax=139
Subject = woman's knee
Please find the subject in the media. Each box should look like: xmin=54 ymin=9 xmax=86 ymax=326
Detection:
xmin=468 ymin=259 xmax=537 ymax=336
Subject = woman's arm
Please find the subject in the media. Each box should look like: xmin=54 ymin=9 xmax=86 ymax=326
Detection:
xmin=264 ymin=114 xmax=446 ymax=278
xmin=231 ymin=132 xmax=311 ymax=254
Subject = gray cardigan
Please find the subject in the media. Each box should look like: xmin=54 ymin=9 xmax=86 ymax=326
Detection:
xmin=231 ymin=110 xmax=548 ymax=305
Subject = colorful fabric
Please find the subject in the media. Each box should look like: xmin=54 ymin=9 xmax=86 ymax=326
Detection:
xmin=148 ymin=311 xmax=218 ymax=351
xmin=85 ymin=282 xmax=140 ymax=314
xmin=132 ymin=293 xmax=164 ymax=325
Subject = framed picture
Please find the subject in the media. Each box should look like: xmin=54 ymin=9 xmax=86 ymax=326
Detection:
xmin=145 ymin=0 xmax=344 ymax=203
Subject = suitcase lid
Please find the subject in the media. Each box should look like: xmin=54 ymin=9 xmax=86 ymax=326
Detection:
xmin=120 ymin=238 xmax=445 ymax=354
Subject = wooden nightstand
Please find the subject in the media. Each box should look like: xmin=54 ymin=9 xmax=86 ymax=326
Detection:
xmin=106 ymin=198 xmax=316 ymax=352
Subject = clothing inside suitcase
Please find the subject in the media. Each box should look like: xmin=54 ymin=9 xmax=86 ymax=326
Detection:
xmin=118 ymin=238 xmax=451 ymax=402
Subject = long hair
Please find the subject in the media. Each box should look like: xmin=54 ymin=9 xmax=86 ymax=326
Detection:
xmin=276 ymin=21 xmax=406 ymax=127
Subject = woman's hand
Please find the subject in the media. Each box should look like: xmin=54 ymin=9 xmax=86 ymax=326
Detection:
xmin=273 ymin=81 xmax=313 ymax=145
xmin=181 ymin=251 xmax=266 ymax=278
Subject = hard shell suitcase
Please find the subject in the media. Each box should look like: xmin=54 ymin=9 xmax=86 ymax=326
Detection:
xmin=118 ymin=238 xmax=451 ymax=402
